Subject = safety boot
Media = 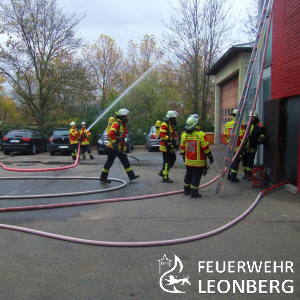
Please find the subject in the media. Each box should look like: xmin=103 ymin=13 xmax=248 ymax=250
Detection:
xmin=190 ymin=188 xmax=201 ymax=198
xmin=130 ymin=175 xmax=140 ymax=181
xmin=163 ymin=178 xmax=173 ymax=183
xmin=158 ymin=169 xmax=163 ymax=177
xmin=230 ymin=173 xmax=240 ymax=183
xmin=184 ymin=185 xmax=190 ymax=195
xmin=247 ymin=171 xmax=252 ymax=181
xmin=99 ymin=172 xmax=111 ymax=183
xmin=242 ymin=170 xmax=247 ymax=179
xmin=90 ymin=155 xmax=95 ymax=159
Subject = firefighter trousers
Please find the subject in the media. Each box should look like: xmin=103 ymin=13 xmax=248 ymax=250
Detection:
xmin=71 ymin=143 xmax=79 ymax=158
xmin=242 ymin=151 xmax=256 ymax=175
xmin=230 ymin=152 xmax=240 ymax=178
xmin=184 ymin=166 xmax=203 ymax=191
xmin=100 ymin=147 xmax=136 ymax=180
xmin=160 ymin=152 xmax=176 ymax=180
xmin=80 ymin=145 xmax=93 ymax=158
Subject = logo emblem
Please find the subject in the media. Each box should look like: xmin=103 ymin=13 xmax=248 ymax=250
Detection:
xmin=158 ymin=254 xmax=191 ymax=293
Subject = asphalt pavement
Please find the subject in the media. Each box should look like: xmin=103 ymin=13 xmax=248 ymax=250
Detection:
xmin=0 ymin=145 xmax=299 ymax=300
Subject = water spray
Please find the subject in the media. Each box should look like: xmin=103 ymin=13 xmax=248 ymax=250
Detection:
xmin=87 ymin=61 xmax=161 ymax=131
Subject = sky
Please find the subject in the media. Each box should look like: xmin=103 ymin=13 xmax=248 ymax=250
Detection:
xmin=60 ymin=0 xmax=254 ymax=52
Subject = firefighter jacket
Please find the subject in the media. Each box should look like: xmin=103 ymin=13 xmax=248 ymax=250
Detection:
xmin=159 ymin=121 xmax=176 ymax=153
xmin=107 ymin=119 xmax=128 ymax=152
xmin=69 ymin=126 xmax=80 ymax=144
xmin=244 ymin=120 xmax=265 ymax=153
xmin=224 ymin=117 xmax=245 ymax=152
xmin=78 ymin=128 xmax=91 ymax=145
xmin=180 ymin=128 xmax=212 ymax=167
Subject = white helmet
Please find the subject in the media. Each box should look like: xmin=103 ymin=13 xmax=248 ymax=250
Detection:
xmin=249 ymin=111 xmax=258 ymax=118
xmin=185 ymin=116 xmax=198 ymax=130
xmin=116 ymin=108 xmax=130 ymax=116
xmin=229 ymin=108 xmax=238 ymax=116
xmin=70 ymin=121 xmax=75 ymax=126
xmin=165 ymin=110 xmax=179 ymax=120
xmin=81 ymin=121 xmax=86 ymax=125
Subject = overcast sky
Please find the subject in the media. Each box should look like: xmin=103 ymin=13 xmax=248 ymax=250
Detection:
xmin=60 ymin=0 xmax=254 ymax=52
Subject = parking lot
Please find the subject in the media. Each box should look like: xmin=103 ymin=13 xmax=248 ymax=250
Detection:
xmin=0 ymin=145 xmax=299 ymax=300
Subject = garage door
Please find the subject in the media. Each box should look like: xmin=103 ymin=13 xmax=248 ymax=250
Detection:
xmin=220 ymin=76 xmax=239 ymax=144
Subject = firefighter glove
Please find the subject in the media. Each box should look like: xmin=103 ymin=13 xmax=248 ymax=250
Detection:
xmin=208 ymin=155 xmax=214 ymax=164
xmin=203 ymin=165 xmax=208 ymax=177
xmin=112 ymin=142 xmax=119 ymax=151
xmin=180 ymin=152 xmax=185 ymax=162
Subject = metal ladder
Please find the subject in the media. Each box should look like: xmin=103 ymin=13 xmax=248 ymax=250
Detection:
xmin=215 ymin=0 xmax=273 ymax=196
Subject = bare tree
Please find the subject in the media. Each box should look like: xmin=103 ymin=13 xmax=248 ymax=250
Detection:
xmin=0 ymin=0 xmax=86 ymax=128
xmin=82 ymin=34 xmax=124 ymax=109
xmin=239 ymin=0 xmax=258 ymax=42
xmin=162 ymin=0 xmax=233 ymax=121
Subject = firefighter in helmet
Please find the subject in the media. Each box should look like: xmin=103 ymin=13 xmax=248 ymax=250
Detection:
xmin=69 ymin=121 xmax=80 ymax=160
xmin=242 ymin=111 xmax=265 ymax=181
xmin=180 ymin=115 xmax=214 ymax=198
xmin=224 ymin=108 xmax=245 ymax=183
xmin=158 ymin=110 xmax=179 ymax=183
xmin=79 ymin=121 xmax=95 ymax=160
xmin=99 ymin=108 xmax=140 ymax=183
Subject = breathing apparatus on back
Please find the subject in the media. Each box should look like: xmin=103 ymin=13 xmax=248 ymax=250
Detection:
xmin=106 ymin=117 xmax=115 ymax=134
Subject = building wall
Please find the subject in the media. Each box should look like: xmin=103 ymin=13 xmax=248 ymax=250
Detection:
xmin=214 ymin=52 xmax=251 ymax=144
xmin=271 ymin=0 xmax=300 ymax=98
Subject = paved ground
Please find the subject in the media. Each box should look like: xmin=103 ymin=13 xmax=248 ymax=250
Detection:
xmin=0 ymin=145 xmax=299 ymax=300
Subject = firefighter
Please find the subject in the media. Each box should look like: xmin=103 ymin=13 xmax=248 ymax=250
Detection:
xmin=158 ymin=110 xmax=179 ymax=183
xmin=242 ymin=111 xmax=265 ymax=181
xmin=69 ymin=121 xmax=80 ymax=160
xmin=180 ymin=115 xmax=214 ymax=198
xmin=224 ymin=108 xmax=245 ymax=183
xmin=79 ymin=121 xmax=95 ymax=160
xmin=99 ymin=108 xmax=140 ymax=183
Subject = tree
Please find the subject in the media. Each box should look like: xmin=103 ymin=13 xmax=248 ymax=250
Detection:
xmin=0 ymin=0 xmax=85 ymax=129
xmin=162 ymin=0 xmax=233 ymax=121
xmin=82 ymin=34 xmax=124 ymax=109
xmin=239 ymin=0 xmax=258 ymax=42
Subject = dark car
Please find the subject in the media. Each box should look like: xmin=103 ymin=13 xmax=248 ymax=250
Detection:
xmin=97 ymin=127 xmax=134 ymax=154
xmin=145 ymin=126 xmax=179 ymax=152
xmin=49 ymin=128 xmax=72 ymax=156
xmin=2 ymin=129 xmax=48 ymax=155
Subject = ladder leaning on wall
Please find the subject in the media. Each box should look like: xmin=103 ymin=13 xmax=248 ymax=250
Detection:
xmin=215 ymin=0 xmax=274 ymax=196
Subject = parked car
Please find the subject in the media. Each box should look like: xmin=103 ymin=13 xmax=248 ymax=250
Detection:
xmin=97 ymin=127 xmax=134 ymax=154
xmin=49 ymin=128 xmax=72 ymax=156
xmin=145 ymin=126 xmax=179 ymax=152
xmin=2 ymin=129 xmax=49 ymax=155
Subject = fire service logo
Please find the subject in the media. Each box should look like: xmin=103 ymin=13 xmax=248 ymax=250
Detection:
xmin=158 ymin=254 xmax=191 ymax=294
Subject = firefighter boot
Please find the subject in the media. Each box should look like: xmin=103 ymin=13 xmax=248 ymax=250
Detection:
xmin=163 ymin=177 xmax=173 ymax=183
xmin=230 ymin=173 xmax=240 ymax=183
xmin=242 ymin=170 xmax=247 ymax=179
xmin=247 ymin=171 xmax=252 ymax=181
xmin=90 ymin=155 xmax=95 ymax=159
xmin=158 ymin=169 xmax=163 ymax=177
xmin=128 ymin=170 xmax=140 ymax=181
xmin=190 ymin=188 xmax=201 ymax=198
xmin=184 ymin=185 xmax=190 ymax=195
xmin=99 ymin=171 xmax=111 ymax=183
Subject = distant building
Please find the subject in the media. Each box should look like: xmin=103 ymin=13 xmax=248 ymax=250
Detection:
xmin=208 ymin=0 xmax=300 ymax=192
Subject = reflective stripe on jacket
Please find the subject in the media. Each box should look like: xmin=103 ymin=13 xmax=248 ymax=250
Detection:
xmin=69 ymin=126 xmax=80 ymax=144
xmin=180 ymin=130 xmax=212 ymax=167
xmin=159 ymin=121 xmax=176 ymax=153
xmin=107 ymin=120 xmax=128 ymax=151
xmin=78 ymin=128 xmax=91 ymax=145
xmin=224 ymin=117 xmax=245 ymax=152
